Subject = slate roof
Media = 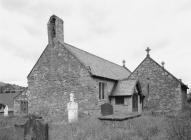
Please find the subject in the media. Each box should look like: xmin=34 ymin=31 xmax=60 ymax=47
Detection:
xmin=28 ymin=41 xmax=131 ymax=80
xmin=60 ymin=42 xmax=131 ymax=80
xmin=28 ymin=14 xmax=131 ymax=80
xmin=110 ymin=79 xmax=141 ymax=96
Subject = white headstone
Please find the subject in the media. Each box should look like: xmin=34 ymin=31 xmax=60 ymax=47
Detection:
xmin=70 ymin=93 xmax=74 ymax=102
xmin=4 ymin=105 xmax=8 ymax=116
xmin=67 ymin=93 xmax=78 ymax=123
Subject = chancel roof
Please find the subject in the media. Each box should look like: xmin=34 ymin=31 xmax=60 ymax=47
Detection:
xmin=61 ymin=42 xmax=131 ymax=80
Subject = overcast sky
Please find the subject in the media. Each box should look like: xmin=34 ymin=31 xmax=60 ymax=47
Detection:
xmin=0 ymin=0 xmax=191 ymax=87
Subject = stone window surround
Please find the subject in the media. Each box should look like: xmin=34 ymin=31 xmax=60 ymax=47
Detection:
xmin=99 ymin=82 xmax=105 ymax=100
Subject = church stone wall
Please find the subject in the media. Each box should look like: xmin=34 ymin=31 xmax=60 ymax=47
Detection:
xmin=14 ymin=100 xmax=20 ymax=115
xmin=129 ymin=56 xmax=184 ymax=113
xmin=27 ymin=40 xmax=115 ymax=121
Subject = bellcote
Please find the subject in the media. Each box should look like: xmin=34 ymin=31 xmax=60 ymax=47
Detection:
xmin=47 ymin=15 xmax=64 ymax=44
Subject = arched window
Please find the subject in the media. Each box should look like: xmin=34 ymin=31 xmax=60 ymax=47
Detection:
xmin=50 ymin=17 xmax=56 ymax=38
xmin=99 ymin=82 xmax=105 ymax=100
xmin=20 ymin=100 xmax=28 ymax=114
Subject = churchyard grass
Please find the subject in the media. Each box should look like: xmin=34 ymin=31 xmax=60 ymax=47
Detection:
xmin=49 ymin=113 xmax=168 ymax=140
xmin=49 ymin=109 xmax=191 ymax=140
xmin=0 ymin=109 xmax=191 ymax=140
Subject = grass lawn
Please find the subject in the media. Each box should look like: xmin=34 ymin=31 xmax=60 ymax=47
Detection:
xmin=49 ymin=113 xmax=168 ymax=140
xmin=0 ymin=110 xmax=191 ymax=140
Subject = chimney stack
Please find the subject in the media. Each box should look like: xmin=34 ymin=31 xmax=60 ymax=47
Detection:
xmin=47 ymin=15 xmax=64 ymax=44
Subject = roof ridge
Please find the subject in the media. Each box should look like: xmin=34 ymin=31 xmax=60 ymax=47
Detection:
xmin=64 ymin=42 xmax=131 ymax=73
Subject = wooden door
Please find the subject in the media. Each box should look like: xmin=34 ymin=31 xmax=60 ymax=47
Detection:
xmin=132 ymin=93 xmax=138 ymax=112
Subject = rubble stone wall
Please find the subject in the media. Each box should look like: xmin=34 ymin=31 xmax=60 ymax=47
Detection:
xmin=129 ymin=56 xmax=185 ymax=113
xmin=27 ymin=40 xmax=115 ymax=121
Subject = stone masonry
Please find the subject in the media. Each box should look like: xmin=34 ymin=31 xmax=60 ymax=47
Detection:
xmin=27 ymin=15 xmax=187 ymax=120
xmin=27 ymin=15 xmax=120 ymax=121
xmin=128 ymin=53 xmax=188 ymax=113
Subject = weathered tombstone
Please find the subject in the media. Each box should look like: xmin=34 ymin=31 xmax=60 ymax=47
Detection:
xmin=4 ymin=105 xmax=8 ymax=116
xmin=101 ymin=103 xmax=113 ymax=116
xmin=15 ymin=115 xmax=48 ymax=140
xmin=67 ymin=93 xmax=78 ymax=123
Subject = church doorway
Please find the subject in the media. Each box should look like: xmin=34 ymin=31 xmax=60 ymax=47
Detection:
xmin=132 ymin=93 xmax=138 ymax=112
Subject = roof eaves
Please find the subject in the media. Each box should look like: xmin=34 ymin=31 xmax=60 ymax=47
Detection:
xmin=91 ymin=75 xmax=118 ymax=81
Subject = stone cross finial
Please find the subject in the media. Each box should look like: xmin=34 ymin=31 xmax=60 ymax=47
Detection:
xmin=161 ymin=61 xmax=165 ymax=68
xmin=145 ymin=47 xmax=151 ymax=56
xmin=122 ymin=60 xmax=126 ymax=67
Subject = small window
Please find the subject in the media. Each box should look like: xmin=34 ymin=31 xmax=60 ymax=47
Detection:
xmin=99 ymin=82 xmax=105 ymax=99
xmin=50 ymin=17 xmax=56 ymax=38
xmin=20 ymin=100 xmax=28 ymax=114
xmin=115 ymin=97 xmax=124 ymax=105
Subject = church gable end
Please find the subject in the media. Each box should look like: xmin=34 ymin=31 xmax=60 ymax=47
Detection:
xmin=28 ymin=38 xmax=100 ymax=118
xmin=27 ymin=16 xmax=100 ymax=120
xmin=129 ymin=52 xmax=185 ymax=113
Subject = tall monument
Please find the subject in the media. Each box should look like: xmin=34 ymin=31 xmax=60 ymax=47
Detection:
xmin=67 ymin=93 xmax=78 ymax=123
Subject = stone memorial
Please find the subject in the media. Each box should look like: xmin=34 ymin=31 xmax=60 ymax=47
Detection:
xmin=67 ymin=93 xmax=78 ymax=123
xmin=14 ymin=115 xmax=48 ymax=140
xmin=4 ymin=105 xmax=8 ymax=116
xmin=101 ymin=103 xmax=113 ymax=116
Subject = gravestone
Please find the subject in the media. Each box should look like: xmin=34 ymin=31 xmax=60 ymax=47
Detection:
xmin=4 ymin=105 xmax=8 ymax=116
xmin=15 ymin=115 xmax=48 ymax=140
xmin=67 ymin=93 xmax=78 ymax=123
xmin=101 ymin=103 xmax=113 ymax=116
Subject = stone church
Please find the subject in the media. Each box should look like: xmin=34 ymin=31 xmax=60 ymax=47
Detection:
xmin=26 ymin=15 xmax=187 ymax=120
xmin=27 ymin=15 xmax=144 ymax=120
